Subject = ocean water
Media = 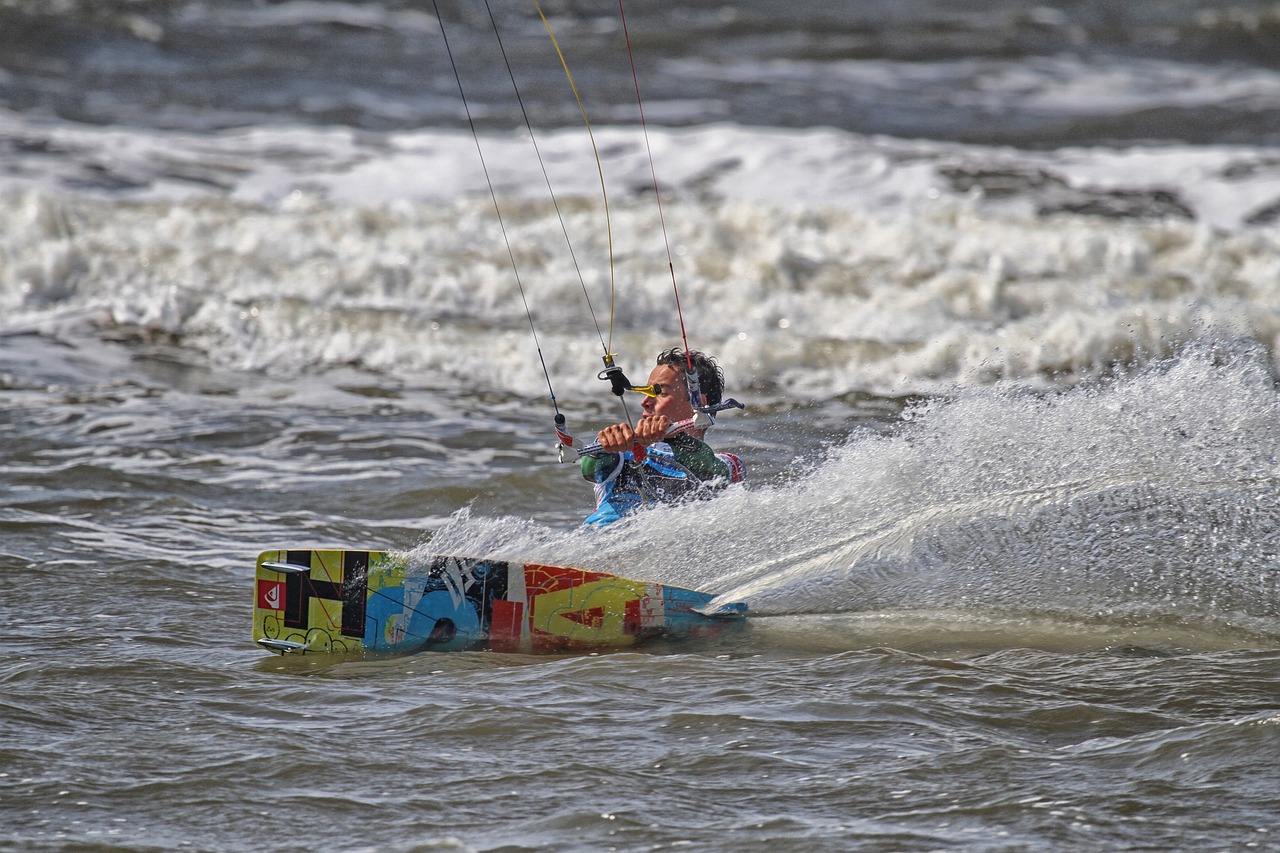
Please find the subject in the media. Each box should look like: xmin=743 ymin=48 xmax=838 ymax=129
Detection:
xmin=4 ymin=1 xmax=1280 ymax=850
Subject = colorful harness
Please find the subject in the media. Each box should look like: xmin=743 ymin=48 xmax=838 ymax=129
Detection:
xmin=582 ymin=435 xmax=746 ymax=526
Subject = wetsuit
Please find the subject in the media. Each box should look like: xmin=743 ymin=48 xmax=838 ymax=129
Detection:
xmin=581 ymin=433 xmax=746 ymax=526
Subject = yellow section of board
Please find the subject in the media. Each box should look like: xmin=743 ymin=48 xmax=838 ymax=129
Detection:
xmin=531 ymin=578 xmax=647 ymax=646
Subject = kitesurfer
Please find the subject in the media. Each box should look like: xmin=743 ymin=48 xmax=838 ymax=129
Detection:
xmin=582 ymin=348 xmax=745 ymax=526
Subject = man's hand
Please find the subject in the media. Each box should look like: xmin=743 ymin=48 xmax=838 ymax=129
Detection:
xmin=595 ymin=415 xmax=671 ymax=453
xmin=633 ymin=414 xmax=671 ymax=446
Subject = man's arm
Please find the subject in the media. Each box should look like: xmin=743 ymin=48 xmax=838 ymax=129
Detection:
xmin=666 ymin=433 xmax=732 ymax=481
xmin=581 ymin=452 xmax=621 ymax=483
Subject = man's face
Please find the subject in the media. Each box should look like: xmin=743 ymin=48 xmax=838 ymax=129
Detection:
xmin=641 ymin=363 xmax=698 ymax=421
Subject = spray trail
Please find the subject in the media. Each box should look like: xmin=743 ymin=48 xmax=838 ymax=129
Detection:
xmin=427 ymin=340 xmax=1280 ymax=640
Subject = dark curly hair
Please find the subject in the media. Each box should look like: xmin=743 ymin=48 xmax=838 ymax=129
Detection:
xmin=655 ymin=347 xmax=724 ymax=406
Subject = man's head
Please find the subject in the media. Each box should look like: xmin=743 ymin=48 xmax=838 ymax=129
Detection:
xmin=654 ymin=347 xmax=724 ymax=407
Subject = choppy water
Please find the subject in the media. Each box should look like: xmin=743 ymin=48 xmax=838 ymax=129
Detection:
xmin=4 ymin=1 xmax=1280 ymax=850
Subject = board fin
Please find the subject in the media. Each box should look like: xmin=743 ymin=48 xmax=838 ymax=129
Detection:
xmin=260 ymin=561 xmax=311 ymax=574
xmin=257 ymin=638 xmax=308 ymax=654
xmin=695 ymin=601 xmax=749 ymax=619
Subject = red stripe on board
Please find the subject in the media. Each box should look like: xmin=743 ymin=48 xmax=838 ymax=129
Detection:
xmin=489 ymin=599 xmax=525 ymax=653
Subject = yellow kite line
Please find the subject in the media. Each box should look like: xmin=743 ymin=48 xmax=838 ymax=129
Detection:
xmin=530 ymin=0 xmax=618 ymax=357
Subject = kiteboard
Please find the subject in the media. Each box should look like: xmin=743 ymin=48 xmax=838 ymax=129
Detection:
xmin=253 ymin=548 xmax=746 ymax=656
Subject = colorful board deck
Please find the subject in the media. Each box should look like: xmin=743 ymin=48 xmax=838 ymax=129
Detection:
xmin=253 ymin=549 xmax=747 ymax=656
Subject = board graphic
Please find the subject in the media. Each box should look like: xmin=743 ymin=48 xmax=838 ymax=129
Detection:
xmin=253 ymin=549 xmax=747 ymax=655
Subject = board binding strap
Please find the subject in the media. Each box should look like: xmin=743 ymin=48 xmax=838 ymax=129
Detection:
xmin=253 ymin=549 xmax=747 ymax=656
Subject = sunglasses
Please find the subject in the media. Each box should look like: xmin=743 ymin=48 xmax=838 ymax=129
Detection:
xmin=628 ymin=381 xmax=685 ymax=399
